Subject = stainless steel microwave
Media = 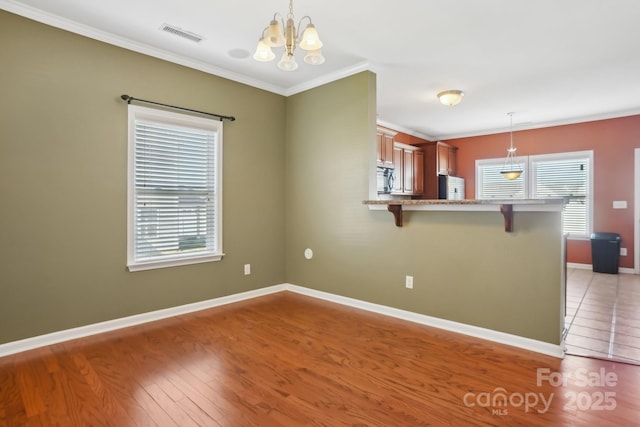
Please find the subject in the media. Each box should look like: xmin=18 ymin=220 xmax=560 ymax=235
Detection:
xmin=377 ymin=166 xmax=395 ymax=194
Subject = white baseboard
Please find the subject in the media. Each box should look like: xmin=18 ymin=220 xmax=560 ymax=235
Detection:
xmin=0 ymin=285 xmax=286 ymax=357
xmin=0 ymin=283 xmax=563 ymax=359
xmin=567 ymin=262 xmax=592 ymax=270
xmin=567 ymin=262 xmax=635 ymax=275
xmin=285 ymin=285 xmax=564 ymax=359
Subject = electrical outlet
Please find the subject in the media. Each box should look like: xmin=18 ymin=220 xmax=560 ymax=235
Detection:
xmin=613 ymin=201 xmax=627 ymax=209
xmin=621 ymin=248 xmax=627 ymax=256
xmin=244 ymin=264 xmax=251 ymax=275
xmin=405 ymin=275 xmax=414 ymax=289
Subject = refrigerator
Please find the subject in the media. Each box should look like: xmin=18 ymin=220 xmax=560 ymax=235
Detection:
xmin=438 ymin=175 xmax=465 ymax=200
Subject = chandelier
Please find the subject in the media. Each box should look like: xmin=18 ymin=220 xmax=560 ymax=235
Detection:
xmin=501 ymin=112 xmax=523 ymax=180
xmin=253 ymin=0 xmax=324 ymax=71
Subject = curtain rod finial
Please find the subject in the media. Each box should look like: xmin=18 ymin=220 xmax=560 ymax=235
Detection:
xmin=121 ymin=94 xmax=132 ymax=103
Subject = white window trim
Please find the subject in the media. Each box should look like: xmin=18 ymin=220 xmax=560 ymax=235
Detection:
xmin=475 ymin=150 xmax=593 ymax=240
xmin=127 ymin=105 xmax=224 ymax=272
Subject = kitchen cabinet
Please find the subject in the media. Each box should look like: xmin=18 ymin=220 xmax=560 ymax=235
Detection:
xmin=391 ymin=143 xmax=423 ymax=196
xmin=437 ymin=141 xmax=457 ymax=176
xmin=376 ymin=127 xmax=396 ymax=168
xmin=413 ymin=150 xmax=424 ymax=195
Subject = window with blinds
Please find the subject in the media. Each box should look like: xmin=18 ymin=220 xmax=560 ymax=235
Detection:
xmin=530 ymin=152 xmax=592 ymax=237
xmin=127 ymin=105 xmax=223 ymax=271
xmin=476 ymin=151 xmax=592 ymax=238
xmin=476 ymin=158 xmax=527 ymax=199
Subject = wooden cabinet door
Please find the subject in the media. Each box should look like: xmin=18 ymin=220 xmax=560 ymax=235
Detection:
xmin=376 ymin=132 xmax=384 ymax=166
xmin=392 ymin=146 xmax=403 ymax=193
xmin=413 ymin=150 xmax=424 ymax=195
xmin=376 ymin=129 xmax=396 ymax=168
xmin=437 ymin=143 xmax=449 ymax=175
xmin=382 ymin=134 xmax=394 ymax=168
xmin=447 ymin=147 xmax=457 ymax=176
xmin=437 ymin=142 xmax=457 ymax=175
xmin=403 ymin=149 xmax=414 ymax=193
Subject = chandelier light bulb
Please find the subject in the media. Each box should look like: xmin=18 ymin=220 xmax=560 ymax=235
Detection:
xmin=264 ymin=19 xmax=285 ymax=47
xmin=304 ymin=48 xmax=325 ymax=65
xmin=277 ymin=52 xmax=298 ymax=71
xmin=299 ymin=24 xmax=323 ymax=50
xmin=253 ymin=38 xmax=275 ymax=62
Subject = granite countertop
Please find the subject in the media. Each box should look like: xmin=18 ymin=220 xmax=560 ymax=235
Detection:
xmin=363 ymin=198 xmax=567 ymax=205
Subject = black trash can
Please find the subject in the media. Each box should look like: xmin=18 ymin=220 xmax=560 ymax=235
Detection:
xmin=590 ymin=232 xmax=621 ymax=274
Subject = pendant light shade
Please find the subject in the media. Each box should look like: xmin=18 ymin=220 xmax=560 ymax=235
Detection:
xmin=501 ymin=170 xmax=522 ymax=180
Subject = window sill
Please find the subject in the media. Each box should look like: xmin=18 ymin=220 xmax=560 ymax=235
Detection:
xmin=566 ymin=235 xmax=591 ymax=242
xmin=127 ymin=253 xmax=224 ymax=272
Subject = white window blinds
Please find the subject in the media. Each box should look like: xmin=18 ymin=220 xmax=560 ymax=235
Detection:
xmin=476 ymin=159 xmax=526 ymax=199
xmin=127 ymin=105 xmax=222 ymax=271
xmin=531 ymin=153 xmax=591 ymax=237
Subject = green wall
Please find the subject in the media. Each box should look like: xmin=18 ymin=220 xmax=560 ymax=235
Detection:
xmin=284 ymin=73 xmax=563 ymax=344
xmin=0 ymin=10 xmax=563 ymax=347
xmin=0 ymin=11 xmax=286 ymax=344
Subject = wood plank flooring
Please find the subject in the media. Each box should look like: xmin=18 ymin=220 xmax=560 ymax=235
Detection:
xmin=1 ymin=291 xmax=639 ymax=426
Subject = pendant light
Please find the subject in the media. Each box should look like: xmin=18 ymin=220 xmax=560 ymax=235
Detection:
xmin=501 ymin=112 xmax=523 ymax=180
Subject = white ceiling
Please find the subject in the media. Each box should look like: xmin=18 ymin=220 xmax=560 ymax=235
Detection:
xmin=4 ymin=0 xmax=640 ymax=139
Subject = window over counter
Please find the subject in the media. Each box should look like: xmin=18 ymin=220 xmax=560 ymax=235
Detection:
xmin=127 ymin=105 xmax=223 ymax=272
xmin=476 ymin=150 xmax=593 ymax=239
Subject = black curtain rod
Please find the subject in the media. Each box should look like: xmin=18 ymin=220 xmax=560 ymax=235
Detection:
xmin=120 ymin=95 xmax=236 ymax=122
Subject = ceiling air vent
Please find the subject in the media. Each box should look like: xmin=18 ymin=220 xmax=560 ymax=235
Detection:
xmin=159 ymin=23 xmax=204 ymax=43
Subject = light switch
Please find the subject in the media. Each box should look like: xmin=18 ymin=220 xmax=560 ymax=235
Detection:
xmin=613 ymin=201 xmax=627 ymax=209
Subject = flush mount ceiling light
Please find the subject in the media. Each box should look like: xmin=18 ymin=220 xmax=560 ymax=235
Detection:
xmin=501 ymin=112 xmax=523 ymax=180
xmin=437 ymin=90 xmax=464 ymax=106
xmin=253 ymin=0 xmax=324 ymax=71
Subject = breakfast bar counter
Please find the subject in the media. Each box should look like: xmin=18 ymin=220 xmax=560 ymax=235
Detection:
xmin=363 ymin=198 xmax=566 ymax=230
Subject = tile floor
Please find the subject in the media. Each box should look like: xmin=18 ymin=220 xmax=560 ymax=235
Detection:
xmin=564 ymin=267 xmax=640 ymax=364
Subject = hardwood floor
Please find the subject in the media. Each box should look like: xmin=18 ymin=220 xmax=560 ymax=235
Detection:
xmin=1 ymin=291 xmax=639 ymax=426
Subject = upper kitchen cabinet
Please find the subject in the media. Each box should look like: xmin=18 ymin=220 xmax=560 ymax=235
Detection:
xmin=376 ymin=127 xmax=396 ymax=168
xmin=437 ymin=141 xmax=458 ymax=176
xmin=391 ymin=142 xmax=423 ymax=196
